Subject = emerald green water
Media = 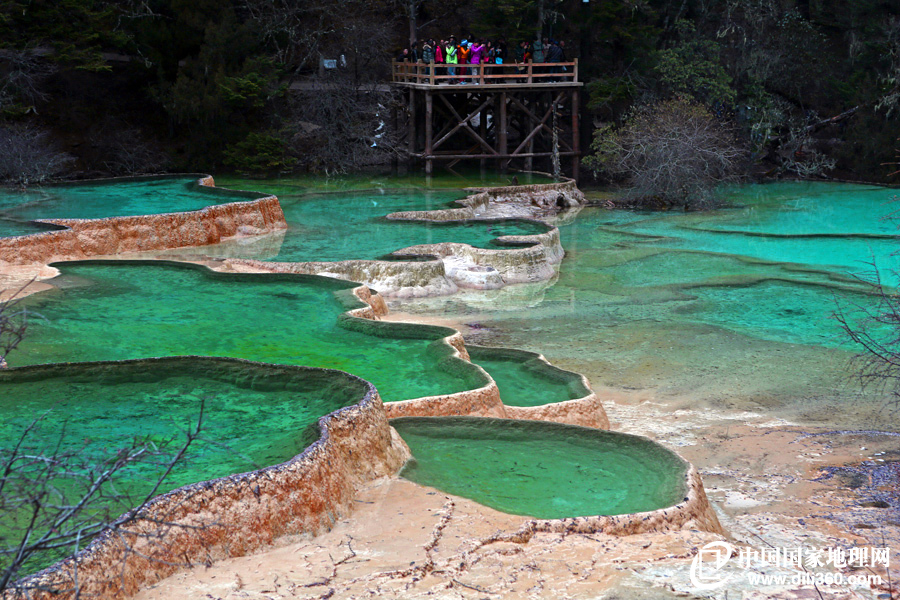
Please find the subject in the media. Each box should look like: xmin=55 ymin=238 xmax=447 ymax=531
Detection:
xmin=214 ymin=170 xmax=552 ymax=195
xmin=395 ymin=182 xmax=900 ymax=428
xmin=0 ymin=358 xmax=368 ymax=572
xmin=10 ymin=261 xmax=482 ymax=402
xmin=0 ymin=176 xmax=262 ymax=238
xmin=394 ymin=417 xmax=688 ymax=519
xmin=211 ymin=174 xmax=550 ymax=262
xmin=467 ymin=346 xmax=585 ymax=407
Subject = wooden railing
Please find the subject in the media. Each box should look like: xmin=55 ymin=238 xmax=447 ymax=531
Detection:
xmin=392 ymin=58 xmax=578 ymax=86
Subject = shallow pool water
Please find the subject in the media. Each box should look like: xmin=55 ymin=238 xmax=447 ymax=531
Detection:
xmin=211 ymin=175 xmax=550 ymax=262
xmin=0 ymin=358 xmax=368 ymax=572
xmin=11 ymin=261 xmax=483 ymax=402
xmin=467 ymin=345 xmax=584 ymax=407
xmin=394 ymin=417 xmax=688 ymax=519
xmin=394 ymin=182 xmax=900 ymax=429
xmin=0 ymin=176 xmax=261 ymax=237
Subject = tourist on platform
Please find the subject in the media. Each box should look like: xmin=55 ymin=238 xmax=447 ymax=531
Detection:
xmin=435 ymin=39 xmax=444 ymax=81
xmin=397 ymin=33 xmax=571 ymax=85
xmin=469 ymin=39 xmax=484 ymax=83
xmin=495 ymin=39 xmax=506 ymax=64
xmin=514 ymin=41 xmax=530 ymax=82
xmin=458 ymin=39 xmax=471 ymax=83
xmin=445 ymin=36 xmax=458 ymax=83
xmin=532 ymin=37 xmax=545 ymax=64
xmin=546 ymin=39 xmax=563 ymax=80
xmin=422 ymin=39 xmax=435 ymax=82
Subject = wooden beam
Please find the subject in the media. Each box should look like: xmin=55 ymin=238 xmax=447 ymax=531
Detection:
xmin=509 ymin=92 xmax=573 ymax=152
xmin=391 ymin=104 xmax=399 ymax=173
xmin=433 ymin=94 xmax=497 ymax=155
xmin=513 ymin=95 xmax=555 ymax=157
xmin=418 ymin=151 xmax=577 ymax=159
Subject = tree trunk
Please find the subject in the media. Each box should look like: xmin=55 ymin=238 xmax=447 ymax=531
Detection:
xmin=536 ymin=0 xmax=544 ymax=41
xmin=408 ymin=0 xmax=417 ymax=48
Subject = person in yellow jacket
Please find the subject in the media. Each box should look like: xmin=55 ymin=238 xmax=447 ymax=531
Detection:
xmin=445 ymin=36 xmax=458 ymax=84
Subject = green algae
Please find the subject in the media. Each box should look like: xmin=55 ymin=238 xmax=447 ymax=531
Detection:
xmin=394 ymin=417 xmax=688 ymax=519
xmin=10 ymin=261 xmax=486 ymax=402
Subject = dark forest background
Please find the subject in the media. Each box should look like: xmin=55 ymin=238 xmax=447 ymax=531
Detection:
xmin=2 ymin=0 xmax=900 ymax=183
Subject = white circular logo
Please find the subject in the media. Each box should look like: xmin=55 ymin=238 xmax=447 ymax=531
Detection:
xmin=690 ymin=541 xmax=736 ymax=591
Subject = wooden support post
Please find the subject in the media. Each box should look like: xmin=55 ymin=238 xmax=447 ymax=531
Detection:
xmin=498 ymin=91 xmax=508 ymax=172
xmin=525 ymin=92 xmax=535 ymax=171
xmin=571 ymin=89 xmax=580 ymax=181
xmin=408 ymin=88 xmax=416 ymax=168
xmin=391 ymin=104 xmax=399 ymax=174
xmin=425 ymin=91 xmax=433 ymax=175
xmin=479 ymin=98 xmax=487 ymax=172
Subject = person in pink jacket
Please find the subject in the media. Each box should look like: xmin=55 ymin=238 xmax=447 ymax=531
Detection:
xmin=469 ymin=40 xmax=484 ymax=82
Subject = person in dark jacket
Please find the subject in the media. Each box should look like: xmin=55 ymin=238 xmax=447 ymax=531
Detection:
xmin=422 ymin=39 xmax=435 ymax=82
xmin=546 ymin=39 xmax=563 ymax=80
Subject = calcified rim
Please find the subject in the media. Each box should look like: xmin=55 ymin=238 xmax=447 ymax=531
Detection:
xmin=220 ymin=179 xmax=577 ymax=294
xmin=3 ymin=174 xmax=274 ymax=234
xmin=199 ymin=176 xmax=580 ymax=293
xmin=7 ymin=355 xmax=384 ymax=593
xmin=2 ymin=176 xmax=720 ymax=597
xmin=389 ymin=416 xmax=720 ymax=537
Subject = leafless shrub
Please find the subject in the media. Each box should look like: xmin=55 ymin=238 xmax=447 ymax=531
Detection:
xmin=0 ymin=290 xmax=33 ymax=370
xmin=1 ymin=404 xmax=207 ymax=596
xmin=242 ymin=0 xmax=336 ymax=70
xmin=100 ymin=128 xmax=169 ymax=176
xmin=1 ymin=290 xmax=212 ymax=597
xmin=834 ymin=263 xmax=900 ymax=414
xmin=585 ymin=96 xmax=745 ymax=209
xmin=0 ymin=49 xmax=54 ymax=114
xmin=289 ymin=76 xmax=403 ymax=174
xmin=776 ymin=124 xmax=837 ymax=178
xmin=0 ymin=125 xmax=74 ymax=186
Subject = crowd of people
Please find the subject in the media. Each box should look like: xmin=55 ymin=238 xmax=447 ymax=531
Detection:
xmin=395 ymin=36 xmax=570 ymax=83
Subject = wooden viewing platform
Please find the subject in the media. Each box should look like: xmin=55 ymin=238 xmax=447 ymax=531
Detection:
xmin=391 ymin=60 xmax=583 ymax=178
xmin=391 ymin=59 xmax=581 ymax=88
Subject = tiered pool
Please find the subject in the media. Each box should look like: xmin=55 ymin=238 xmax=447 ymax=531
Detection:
xmin=0 ymin=358 xmax=372 ymax=571
xmin=209 ymin=174 xmax=552 ymax=262
xmin=0 ymin=176 xmax=263 ymax=238
xmin=10 ymin=260 xmax=483 ymax=402
xmin=466 ymin=345 xmax=585 ymax=407
xmin=393 ymin=417 xmax=688 ymax=518
xmin=397 ymin=181 xmax=900 ymax=429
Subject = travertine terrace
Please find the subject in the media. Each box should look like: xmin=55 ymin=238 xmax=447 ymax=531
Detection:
xmin=0 ymin=174 xmax=725 ymax=600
